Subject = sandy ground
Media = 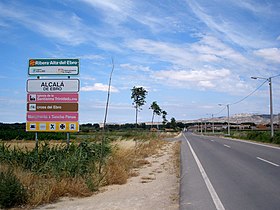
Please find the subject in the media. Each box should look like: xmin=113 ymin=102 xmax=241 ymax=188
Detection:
xmin=36 ymin=141 xmax=179 ymax=210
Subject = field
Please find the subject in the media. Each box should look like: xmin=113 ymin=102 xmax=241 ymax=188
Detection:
xmin=0 ymin=130 xmax=176 ymax=209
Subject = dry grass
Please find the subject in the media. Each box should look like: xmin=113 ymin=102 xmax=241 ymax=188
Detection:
xmin=172 ymin=141 xmax=181 ymax=178
xmin=104 ymin=138 xmax=167 ymax=186
xmin=104 ymin=148 xmax=132 ymax=185
xmin=0 ymin=165 xmax=93 ymax=208
xmin=1 ymin=133 xmax=173 ymax=208
xmin=2 ymin=140 xmax=67 ymax=151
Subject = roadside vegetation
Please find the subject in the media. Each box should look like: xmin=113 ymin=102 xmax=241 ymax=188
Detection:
xmin=231 ymin=130 xmax=280 ymax=144
xmin=0 ymin=126 xmax=176 ymax=209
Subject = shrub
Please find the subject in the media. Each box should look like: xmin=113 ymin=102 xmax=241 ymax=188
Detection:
xmin=0 ymin=169 xmax=27 ymax=208
xmin=0 ymin=141 xmax=111 ymax=178
xmin=272 ymin=132 xmax=280 ymax=144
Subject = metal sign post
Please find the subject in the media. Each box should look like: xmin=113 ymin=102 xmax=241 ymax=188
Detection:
xmin=26 ymin=58 xmax=80 ymax=147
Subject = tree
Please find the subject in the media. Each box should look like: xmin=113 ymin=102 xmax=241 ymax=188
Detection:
xmin=150 ymin=101 xmax=162 ymax=128
xmin=170 ymin=117 xmax=177 ymax=130
xmin=131 ymin=86 xmax=148 ymax=127
xmin=162 ymin=110 xmax=168 ymax=126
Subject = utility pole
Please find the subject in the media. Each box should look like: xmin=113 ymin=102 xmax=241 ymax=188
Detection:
xmin=219 ymin=104 xmax=230 ymax=136
xmin=212 ymin=114 xmax=214 ymax=134
xmin=227 ymin=104 xmax=230 ymax=136
xmin=251 ymin=74 xmax=280 ymax=138
xmin=268 ymin=78 xmax=274 ymax=138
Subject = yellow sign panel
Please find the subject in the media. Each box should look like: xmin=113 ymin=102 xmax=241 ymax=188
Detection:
xmin=26 ymin=122 xmax=79 ymax=132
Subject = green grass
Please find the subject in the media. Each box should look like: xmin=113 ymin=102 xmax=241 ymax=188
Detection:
xmin=0 ymin=130 xmax=170 ymax=208
xmin=0 ymin=141 xmax=111 ymax=178
xmin=0 ymin=169 xmax=27 ymax=208
xmin=231 ymin=130 xmax=280 ymax=144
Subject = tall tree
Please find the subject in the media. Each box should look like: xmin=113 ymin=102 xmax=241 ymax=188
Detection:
xmin=150 ymin=101 xmax=162 ymax=128
xmin=131 ymin=86 xmax=148 ymax=127
xmin=170 ymin=117 xmax=177 ymax=130
xmin=162 ymin=110 xmax=168 ymax=126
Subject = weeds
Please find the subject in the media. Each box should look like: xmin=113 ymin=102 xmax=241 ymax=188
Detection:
xmin=231 ymin=131 xmax=280 ymax=144
xmin=0 ymin=168 xmax=27 ymax=208
xmin=0 ymin=131 xmax=173 ymax=208
xmin=0 ymin=141 xmax=111 ymax=208
xmin=0 ymin=141 xmax=111 ymax=178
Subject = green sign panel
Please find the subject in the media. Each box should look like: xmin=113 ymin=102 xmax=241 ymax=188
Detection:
xmin=28 ymin=58 xmax=79 ymax=75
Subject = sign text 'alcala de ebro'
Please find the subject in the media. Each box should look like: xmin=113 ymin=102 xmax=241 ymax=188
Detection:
xmin=41 ymin=81 xmax=65 ymax=91
xmin=27 ymin=79 xmax=80 ymax=93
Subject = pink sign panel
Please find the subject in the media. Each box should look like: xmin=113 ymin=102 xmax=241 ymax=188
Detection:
xmin=27 ymin=93 xmax=78 ymax=103
xmin=27 ymin=112 xmax=78 ymax=122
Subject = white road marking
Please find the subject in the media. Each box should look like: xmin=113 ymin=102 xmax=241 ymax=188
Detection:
xmin=183 ymin=133 xmax=225 ymax=210
xmin=223 ymin=137 xmax=280 ymax=150
xmin=211 ymin=140 xmax=215 ymax=142
xmin=224 ymin=144 xmax=231 ymax=148
xmin=257 ymin=157 xmax=279 ymax=167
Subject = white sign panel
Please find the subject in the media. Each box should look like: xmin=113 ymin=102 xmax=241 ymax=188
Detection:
xmin=28 ymin=59 xmax=79 ymax=75
xmin=27 ymin=79 xmax=80 ymax=93
xmin=29 ymin=66 xmax=79 ymax=75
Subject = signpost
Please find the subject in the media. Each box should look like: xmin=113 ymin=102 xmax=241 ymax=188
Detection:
xmin=27 ymin=93 xmax=79 ymax=103
xmin=26 ymin=58 xmax=80 ymax=135
xmin=27 ymin=79 xmax=80 ymax=93
xmin=28 ymin=58 xmax=79 ymax=75
xmin=27 ymin=112 xmax=79 ymax=122
xmin=26 ymin=122 xmax=79 ymax=132
xmin=27 ymin=103 xmax=78 ymax=112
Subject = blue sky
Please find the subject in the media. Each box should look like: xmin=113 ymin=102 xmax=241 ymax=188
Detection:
xmin=0 ymin=0 xmax=280 ymax=124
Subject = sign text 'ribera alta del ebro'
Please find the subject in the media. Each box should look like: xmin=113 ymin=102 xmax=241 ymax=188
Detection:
xmin=28 ymin=58 xmax=79 ymax=75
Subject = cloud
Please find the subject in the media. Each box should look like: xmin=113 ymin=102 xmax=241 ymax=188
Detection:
xmin=129 ymin=36 xmax=248 ymax=68
xmin=151 ymin=68 xmax=251 ymax=94
xmin=79 ymin=54 xmax=104 ymax=60
xmin=81 ymin=76 xmax=96 ymax=81
xmin=254 ymin=48 xmax=280 ymax=63
xmin=120 ymin=63 xmax=151 ymax=72
xmin=186 ymin=0 xmax=276 ymax=48
xmin=79 ymin=0 xmax=133 ymax=26
xmin=0 ymin=2 xmax=92 ymax=45
xmin=153 ymin=68 xmax=231 ymax=83
xmin=192 ymin=35 xmax=248 ymax=63
xmin=81 ymin=83 xmax=119 ymax=92
xmin=129 ymin=39 xmax=194 ymax=66
xmin=79 ymin=0 xmax=181 ymax=33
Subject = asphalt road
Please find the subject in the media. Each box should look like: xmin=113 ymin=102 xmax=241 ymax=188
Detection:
xmin=179 ymin=132 xmax=280 ymax=210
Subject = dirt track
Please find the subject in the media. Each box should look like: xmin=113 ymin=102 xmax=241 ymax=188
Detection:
xmin=37 ymin=141 xmax=179 ymax=210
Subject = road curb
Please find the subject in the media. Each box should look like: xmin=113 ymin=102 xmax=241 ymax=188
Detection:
xmin=179 ymin=133 xmax=188 ymax=210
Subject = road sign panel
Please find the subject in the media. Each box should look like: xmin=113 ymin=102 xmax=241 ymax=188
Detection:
xmin=27 ymin=79 xmax=80 ymax=93
xmin=27 ymin=93 xmax=79 ymax=103
xmin=28 ymin=59 xmax=79 ymax=75
xmin=27 ymin=103 xmax=78 ymax=112
xmin=26 ymin=122 xmax=79 ymax=132
xmin=27 ymin=112 xmax=78 ymax=122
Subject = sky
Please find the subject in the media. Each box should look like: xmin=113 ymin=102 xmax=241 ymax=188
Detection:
xmin=0 ymin=0 xmax=280 ymax=124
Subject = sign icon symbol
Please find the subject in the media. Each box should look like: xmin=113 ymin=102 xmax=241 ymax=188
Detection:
xmin=70 ymin=123 xmax=76 ymax=130
xmin=39 ymin=123 xmax=46 ymax=130
xmin=30 ymin=124 xmax=36 ymax=130
xmin=29 ymin=94 xmax=36 ymax=101
xmin=50 ymin=123 xmax=55 ymax=130
xmin=59 ymin=123 xmax=66 ymax=130
xmin=29 ymin=104 xmax=36 ymax=111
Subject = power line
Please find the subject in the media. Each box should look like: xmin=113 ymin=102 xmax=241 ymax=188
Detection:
xmin=230 ymin=80 xmax=267 ymax=106
xmin=214 ymin=106 xmax=226 ymax=116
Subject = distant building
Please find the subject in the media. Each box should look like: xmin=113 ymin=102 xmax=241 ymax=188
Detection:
xmin=256 ymin=124 xmax=268 ymax=130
